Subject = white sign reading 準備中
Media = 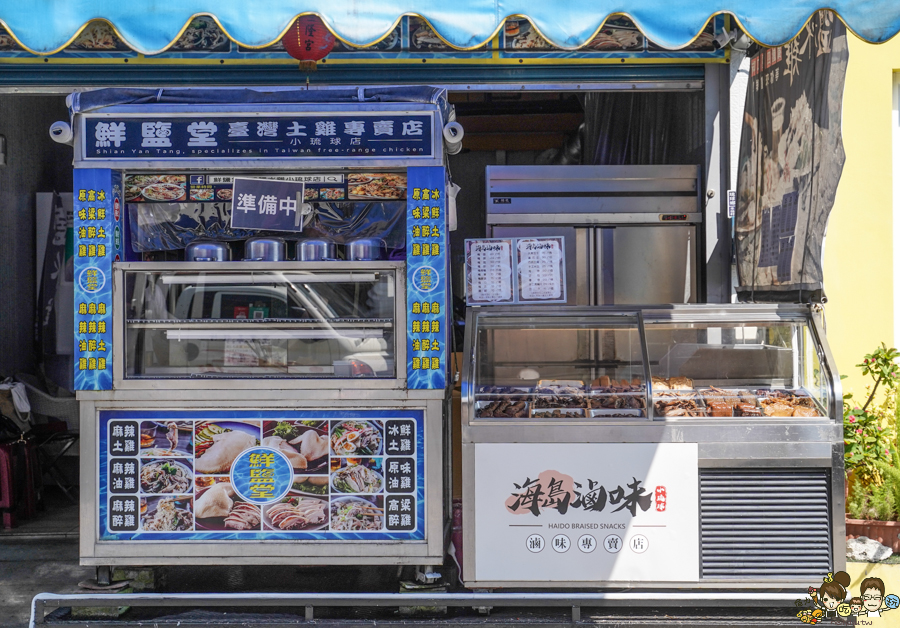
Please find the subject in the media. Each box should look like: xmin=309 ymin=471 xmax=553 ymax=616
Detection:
xmin=465 ymin=239 xmax=513 ymax=304
xmin=473 ymin=443 xmax=699 ymax=583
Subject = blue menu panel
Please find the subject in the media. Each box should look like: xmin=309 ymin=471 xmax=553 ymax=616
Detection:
xmin=73 ymin=169 xmax=121 ymax=390
xmin=98 ymin=409 xmax=425 ymax=542
xmin=405 ymin=166 xmax=447 ymax=390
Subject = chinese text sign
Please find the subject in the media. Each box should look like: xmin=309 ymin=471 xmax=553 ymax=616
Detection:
xmin=473 ymin=443 xmax=698 ymax=583
xmin=406 ymin=167 xmax=447 ymax=390
xmin=74 ymin=168 xmax=120 ymax=390
xmin=84 ymin=115 xmax=434 ymax=161
xmin=230 ymin=178 xmax=307 ymax=233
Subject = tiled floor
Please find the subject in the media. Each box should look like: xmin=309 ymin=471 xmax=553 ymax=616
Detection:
xmin=0 ymin=489 xmax=79 ymax=540
xmin=0 ymin=489 xmax=89 ymax=628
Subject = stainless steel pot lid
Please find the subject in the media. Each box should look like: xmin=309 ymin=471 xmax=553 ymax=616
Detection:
xmin=297 ymin=239 xmax=337 ymax=261
xmin=347 ymin=238 xmax=386 ymax=261
xmin=243 ymin=237 xmax=286 ymax=261
xmin=185 ymin=240 xmax=230 ymax=262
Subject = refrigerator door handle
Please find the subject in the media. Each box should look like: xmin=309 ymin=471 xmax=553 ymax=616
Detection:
xmin=596 ymin=227 xmax=615 ymax=305
xmin=684 ymin=230 xmax=693 ymax=303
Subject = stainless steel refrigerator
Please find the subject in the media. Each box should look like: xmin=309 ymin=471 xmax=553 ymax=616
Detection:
xmin=486 ymin=164 xmax=702 ymax=305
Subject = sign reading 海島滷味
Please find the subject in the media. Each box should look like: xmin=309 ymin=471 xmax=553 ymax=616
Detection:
xmin=473 ymin=443 xmax=699 ymax=583
xmin=83 ymin=114 xmax=435 ymax=160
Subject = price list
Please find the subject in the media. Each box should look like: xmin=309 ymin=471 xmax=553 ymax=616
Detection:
xmin=464 ymin=236 xmax=567 ymax=305
xmin=517 ymin=237 xmax=564 ymax=302
xmin=465 ymin=239 xmax=513 ymax=305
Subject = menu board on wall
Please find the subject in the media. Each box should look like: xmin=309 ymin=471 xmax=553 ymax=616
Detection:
xmin=99 ymin=409 xmax=425 ymax=542
xmin=465 ymin=236 xmax=566 ymax=305
xmin=73 ymin=168 xmax=121 ymax=390
xmin=465 ymin=239 xmax=514 ymax=305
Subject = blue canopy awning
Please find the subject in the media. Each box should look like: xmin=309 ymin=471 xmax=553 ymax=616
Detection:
xmin=1 ymin=1 xmax=898 ymax=56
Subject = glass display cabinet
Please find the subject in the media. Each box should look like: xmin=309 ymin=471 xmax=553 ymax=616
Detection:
xmin=461 ymin=304 xmax=843 ymax=590
xmin=117 ymin=262 xmax=401 ymax=382
xmin=469 ymin=311 xmax=650 ymax=420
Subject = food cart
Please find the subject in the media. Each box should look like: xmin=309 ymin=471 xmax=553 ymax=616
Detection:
xmin=71 ymin=87 xmax=450 ymax=567
xmin=461 ymin=303 xmax=843 ymax=588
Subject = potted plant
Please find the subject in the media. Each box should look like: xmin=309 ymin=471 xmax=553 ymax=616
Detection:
xmin=844 ymin=344 xmax=900 ymax=551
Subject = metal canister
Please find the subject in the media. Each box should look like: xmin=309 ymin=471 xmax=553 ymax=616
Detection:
xmin=185 ymin=240 xmax=231 ymax=262
xmin=297 ymin=239 xmax=337 ymax=261
xmin=347 ymin=238 xmax=386 ymax=261
xmin=243 ymin=237 xmax=286 ymax=261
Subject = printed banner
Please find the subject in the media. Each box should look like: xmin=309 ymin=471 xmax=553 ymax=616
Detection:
xmin=406 ymin=166 xmax=447 ymax=390
xmin=735 ymin=11 xmax=848 ymax=301
xmin=0 ymin=16 xmax=724 ymax=63
xmin=474 ymin=443 xmax=699 ymax=582
xmin=124 ymin=172 xmax=407 ymax=204
xmin=99 ymin=409 xmax=425 ymax=541
xmin=73 ymin=169 xmax=121 ymax=390
xmin=83 ymin=114 xmax=435 ymax=161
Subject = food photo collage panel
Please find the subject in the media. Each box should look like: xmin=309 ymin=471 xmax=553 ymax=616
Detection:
xmin=104 ymin=415 xmax=419 ymax=537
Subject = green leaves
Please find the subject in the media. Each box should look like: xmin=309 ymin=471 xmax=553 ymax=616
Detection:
xmin=844 ymin=343 xmax=900 ymax=488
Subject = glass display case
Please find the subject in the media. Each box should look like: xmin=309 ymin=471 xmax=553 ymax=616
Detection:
xmin=118 ymin=262 xmax=401 ymax=380
xmin=469 ymin=311 xmax=649 ymax=420
xmin=644 ymin=317 xmax=832 ymax=419
xmin=461 ymin=304 xmax=843 ymax=588
xmin=464 ymin=305 xmax=837 ymax=421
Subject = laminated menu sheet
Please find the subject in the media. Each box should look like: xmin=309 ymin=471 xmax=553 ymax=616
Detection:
xmin=465 ymin=236 xmax=566 ymax=305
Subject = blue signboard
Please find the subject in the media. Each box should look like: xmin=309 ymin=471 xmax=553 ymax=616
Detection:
xmin=83 ymin=114 xmax=434 ymax=160
xmin=230 ymin=177 xmax=307 ymax=233
xmin=99 ymin=409 xmax=425 ymax=541
xmin=73 ymin=168 xmax=121 ymax=390
xmin=406 ymin=166 xmax=447 ymax=390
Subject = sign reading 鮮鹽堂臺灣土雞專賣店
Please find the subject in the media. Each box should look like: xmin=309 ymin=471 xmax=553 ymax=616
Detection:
xmin=83 ymin=115 xmax=435 ymax=161
xmin=735 ymin=10 xmax=847 ymax=302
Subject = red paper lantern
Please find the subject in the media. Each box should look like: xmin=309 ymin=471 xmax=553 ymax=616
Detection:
xmin=281 ymin=16 xmax=335 ymax=72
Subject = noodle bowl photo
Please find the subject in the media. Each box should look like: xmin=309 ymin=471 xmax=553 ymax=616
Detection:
xmin=140 ymin=459 xmax=193 ymax=494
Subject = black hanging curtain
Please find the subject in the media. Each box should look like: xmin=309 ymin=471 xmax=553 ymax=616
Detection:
xmin=582 ymin=91 xmax=705 ymax=166
xmin=735 ymin=11 xmax=848 ymax=303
